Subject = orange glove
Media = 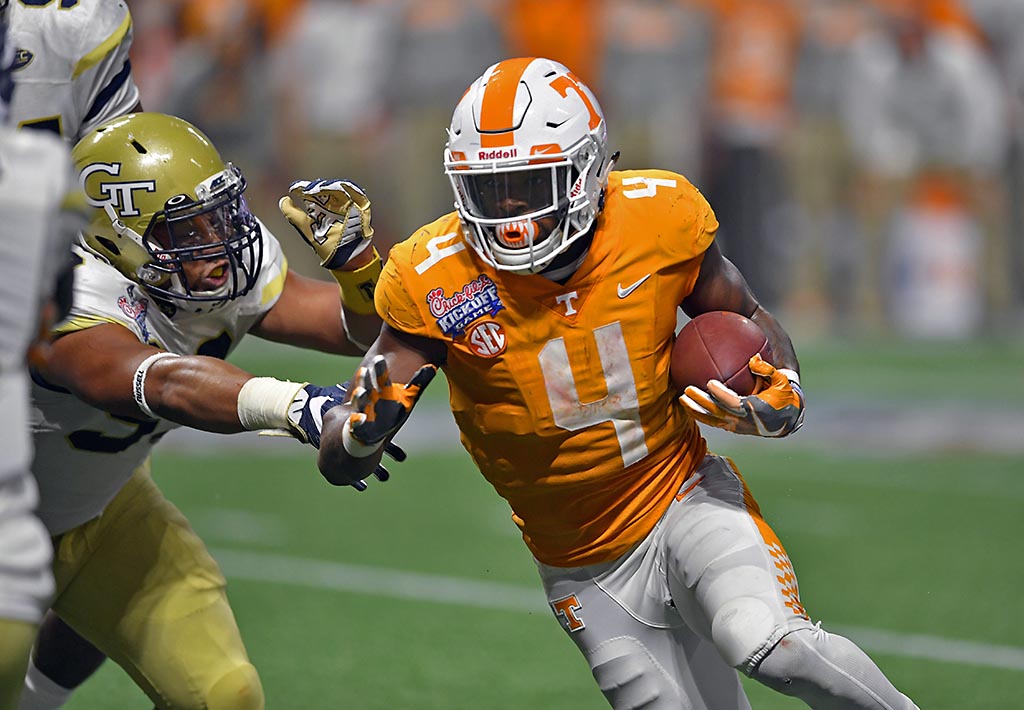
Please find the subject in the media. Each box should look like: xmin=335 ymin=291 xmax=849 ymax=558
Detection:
xmin=342 ymin=355 xmax=436 ymax=451
xmin=680 ymin=354 xmax=805 ymax=438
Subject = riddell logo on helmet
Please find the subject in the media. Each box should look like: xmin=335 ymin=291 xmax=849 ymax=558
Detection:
xmin=477 ymin=148 xmax=518 ymax=160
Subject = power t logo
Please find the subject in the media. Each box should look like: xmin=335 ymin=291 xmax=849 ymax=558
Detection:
xmin=79 ymin=162 xmax=157 ymax=217
xmin=551 ymin=594 xmax=585 ymax=633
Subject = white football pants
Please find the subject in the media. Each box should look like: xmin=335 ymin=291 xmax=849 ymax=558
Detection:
xmin=537 ymin=454 xmax=918 ymax=709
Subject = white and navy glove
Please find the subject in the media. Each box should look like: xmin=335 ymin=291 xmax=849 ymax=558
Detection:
xmin=287 ymin=382 xmax=404 ymax=489
xmin=286 ymin=383 xmax=348 ymax=449
xmin=680 ymin=354 xmax=805 ymax=438
xmin=278 ymin=179 xmax=373 ymax=269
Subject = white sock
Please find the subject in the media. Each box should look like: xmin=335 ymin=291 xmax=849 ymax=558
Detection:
xmin=17 ymin=658 xmax=72 ymax=710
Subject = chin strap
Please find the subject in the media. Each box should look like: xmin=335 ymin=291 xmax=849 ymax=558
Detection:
xmin=104 ymin=203 xmax=138 ymax=240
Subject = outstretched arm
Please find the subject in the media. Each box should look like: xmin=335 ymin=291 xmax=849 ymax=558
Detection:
xmin=40 ymin=324 xmax=253 ymax=431
xmin=40 ymin=322 xmax=343 ymax=447
xmin=318 ymin=325 xmax=445 ymax=486
xmin=251 ymin=267 xmax=374 ymax=356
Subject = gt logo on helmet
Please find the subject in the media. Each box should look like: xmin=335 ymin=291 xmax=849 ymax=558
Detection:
xmin=79 ymin=161 xmax=156 ymax=218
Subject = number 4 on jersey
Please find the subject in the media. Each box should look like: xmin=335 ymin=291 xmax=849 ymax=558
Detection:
xmin=538 ymin=322 xmax=648 ymax=467
xmin=621 ymin=176 xmax=677 ymax=200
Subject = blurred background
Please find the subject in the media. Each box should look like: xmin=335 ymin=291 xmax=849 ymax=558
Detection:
xmin=125 ymin=0 xmax=1024 ymax=343
xmin=65 ymin=2 xmax=1022 ymax=708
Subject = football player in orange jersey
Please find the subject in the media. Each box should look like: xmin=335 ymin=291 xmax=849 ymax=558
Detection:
xmin=318 ymin=57 xmax=918 ymax=709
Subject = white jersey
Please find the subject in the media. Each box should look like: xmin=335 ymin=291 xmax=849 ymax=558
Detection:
xmin=7 ymin=0 xmax=140 ymax=143
xmin=30 ymin=221 xmax=288 ymax=535
xmin=0 ymin=127 xmax=75 ymax=481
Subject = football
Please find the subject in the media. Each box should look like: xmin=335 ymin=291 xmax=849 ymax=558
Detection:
xmin=670 ymin=311 xmax=773 ymax=395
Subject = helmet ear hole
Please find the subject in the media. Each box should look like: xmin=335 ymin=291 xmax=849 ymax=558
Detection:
xmin=96 ymin=236 xmax=120 ymax=256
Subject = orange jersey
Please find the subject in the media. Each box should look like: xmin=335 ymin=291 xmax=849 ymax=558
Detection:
xmin=377 ymin=170 xmax=716 ymax=567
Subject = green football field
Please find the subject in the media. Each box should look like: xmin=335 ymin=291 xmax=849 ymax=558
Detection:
xmin=63 ymin=338 xmax=1024 ymax=709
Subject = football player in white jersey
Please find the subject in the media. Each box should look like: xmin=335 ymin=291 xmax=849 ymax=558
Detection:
xmin=0 ymin=15 xmax=83 ymax=709
xmin=4 ymin=1 xmax=139 ymax=704
xmin=24 ymin=111 xmax=389 ymax=710
xmin=5 ymin=0 xmax=140 ymax=142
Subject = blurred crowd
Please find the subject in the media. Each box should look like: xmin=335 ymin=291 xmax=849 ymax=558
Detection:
xmin=124 ymin=0 xmax=1024 ymax=340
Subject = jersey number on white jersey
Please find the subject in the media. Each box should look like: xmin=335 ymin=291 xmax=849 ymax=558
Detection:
xmin=68 ymin=414 xmax=160 ymax=454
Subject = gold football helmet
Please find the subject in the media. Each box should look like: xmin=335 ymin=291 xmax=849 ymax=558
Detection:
xmin=73 ymin=112 xmax=262 ymax=304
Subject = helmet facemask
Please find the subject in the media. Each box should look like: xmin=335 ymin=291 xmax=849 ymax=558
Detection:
xmin=76 ymin=113 xmax=266 ymax=309
xmin=107 ymin=165 xmax=263 ymax=304
xmin=446 ymin=132 xmax=605 ymax=274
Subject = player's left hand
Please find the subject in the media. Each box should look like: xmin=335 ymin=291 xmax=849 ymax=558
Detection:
xmin=278 ymin=178 xmax=373 ymax=269
xmin=680 ymin=354 xmax=805 ymax=438
xmin=284 ymin=382 xmax=404 ymax=489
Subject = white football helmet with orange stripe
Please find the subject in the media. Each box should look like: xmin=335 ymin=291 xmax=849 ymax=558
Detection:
xmin=444 ymin=57 xmax=613 ymax=274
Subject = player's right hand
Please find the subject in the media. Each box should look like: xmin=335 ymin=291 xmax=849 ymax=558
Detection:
xmin=343 ymin=355 xmax=436 ymax=453
xmin=278 ymin=178 xmax=373 ymax=269
xmin=680 ymin=355 xmax=804 ymax=438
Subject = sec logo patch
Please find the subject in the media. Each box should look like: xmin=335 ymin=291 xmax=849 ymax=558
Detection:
xmin=467 ymin=320 xmax=506 ymax=357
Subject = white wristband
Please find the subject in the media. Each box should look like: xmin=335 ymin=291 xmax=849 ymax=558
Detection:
xmin=132 ymin=352 xmax=180 ymax=419
xmin=237 ymin=377 xmax=305 ymax=431
xmin=341 ymin=417 xmax=383 ymax=458
xmin=777 ymin=368 xmax=800 ymax=387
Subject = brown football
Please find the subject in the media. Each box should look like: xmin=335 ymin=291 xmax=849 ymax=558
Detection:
xmin=670 ymin=311 xmax=773 ymax=395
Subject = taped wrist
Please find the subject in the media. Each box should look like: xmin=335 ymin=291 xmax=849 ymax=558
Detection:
xmin=777 ymin=368 xmax=800 ymax=387
xmin=133 ymin=352 xmax=181 ymax=419
xmin=342 ymin=417 xmax=384 ymax=458
xmin=777 ymin=368 xmax=803 ymax=401
xmin=330 ymin=248 xmax=382 ymax=315
xmin=237 ymin=377 xmax=305 ymax=431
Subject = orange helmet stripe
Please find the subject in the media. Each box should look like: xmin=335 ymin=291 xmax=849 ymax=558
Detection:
xmin=479 ymin=57 xmax=534 ymax=148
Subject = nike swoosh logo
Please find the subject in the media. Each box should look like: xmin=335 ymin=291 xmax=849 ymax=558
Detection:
xmin=309 ymin=395 xmax=332 ymax=430
xmin=751 ymin=409 xmax=787 ymax=437
xmin=617 ymin=274 xmax=651 ymax=298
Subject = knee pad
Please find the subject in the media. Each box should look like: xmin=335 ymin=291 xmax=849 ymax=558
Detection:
xmin=205 ymin=663 xmax=264 ymax=710
xmin=588 ymin=637 xmax=680 ymax=710
xmin=710 ymin=596 xmax=777 ymax=670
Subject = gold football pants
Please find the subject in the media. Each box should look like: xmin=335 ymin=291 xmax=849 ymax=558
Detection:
xmin=50 ymin=462 xmax=263 ymax=709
